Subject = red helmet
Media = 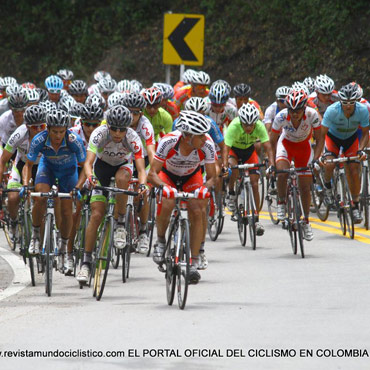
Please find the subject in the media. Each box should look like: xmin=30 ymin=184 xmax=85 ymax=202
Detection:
xmin=285 ymin=89 xmax=308 ymax=110
xmin=142 ymin=87 xmax=162 ymax=105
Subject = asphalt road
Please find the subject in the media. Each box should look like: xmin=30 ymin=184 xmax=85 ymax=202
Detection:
xmin=0 ymin=208 xmax=370 ymax=370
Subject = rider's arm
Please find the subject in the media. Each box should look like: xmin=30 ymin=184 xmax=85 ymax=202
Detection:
xmin=22 ymin=160 xmax=34 ymax=186
xmin=269 ymin=130 xmax=280 ymax=162
xmin=146 ymin=144 xmax=155 ymax=166
xmin=147 ymin=158 xmax=166 ymax=187
xmin=0 ymin=149 xmax=13 ymax=185
xmin=204 ymin=162 xmax=216 ymax=190
xmin=134 ymin=157 xmax=147 ymax=185
xmin=313 ymin=127 xmax=325 ymax=160
xmin=359 ymin=125 xmax=369 ymax=151
xmin=262 ymin=141 xmax=274 ymax=167
xmin=83 ymin=151 xmax=96 ymax=180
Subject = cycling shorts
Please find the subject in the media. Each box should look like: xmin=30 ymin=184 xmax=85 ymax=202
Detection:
xmin=324 ymin=131 xmax=358 ymax=157
xmin=229 ymin=145 xmax=259 ymax=174
xmin=7 ymin=160 xmax=38 ymax=189
xmin=159 ymin=167 xmax=203 ymax=192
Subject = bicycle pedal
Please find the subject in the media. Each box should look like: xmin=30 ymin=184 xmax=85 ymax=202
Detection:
xmin=158 ymin=264 xmax=165 ymax=273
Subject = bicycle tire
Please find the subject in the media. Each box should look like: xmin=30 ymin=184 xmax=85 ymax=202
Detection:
xmin=146 ymin=192 xmax=156 ymax=257
xmin=22 ymin=213 xmax=36 ymax=286
xmin=247 ymin=184 xmax=256 ymax=250
xmin=311 ymin=171 xmax=329 ymax=221
xmin=360 ymin=166 xmax=369 ymax=230
xmin=258 ymin=172 xmax=265 ymax=212
xmin=74 ymin=209 xmax=88 ymax=276
xmin=111 ymin=247 xmax=121 ymax=269
xmin=287 ymin=192 xmax=297 ymax=255
xmin=122 ymin=205 xmax=133 ymax=283
xmin=177 ymin=218 xmax=190 ymax=310
xmin=207 ymin=195 xmax=219 ymax=241
xmin=342 ymin=175 xmax=355 ymax=239
xmin=236 ymin=181 xmax=247 ymax=246
xmin=93 ymin=217 xmax=114 ymax=300
xmin=165 ymin=219 xmax=177 ymax=306
xmin=293 ymin=187 xmax=305 ymax=258
xmin=266 ymin=177 xmax=279 ymax=225
xmin=44 ymin=214 xmax=53 ymax=297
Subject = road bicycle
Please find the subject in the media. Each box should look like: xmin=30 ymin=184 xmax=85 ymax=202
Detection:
xmin=360 ymin=149 xmax=370 ymax=230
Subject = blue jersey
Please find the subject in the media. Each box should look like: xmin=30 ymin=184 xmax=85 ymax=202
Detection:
xmin=27 ymin=129 xmax=86 ymax=169
xmin=322 ymin=102 xmax=369 ymax=140
xmin=172 ymin=115 xmax=224 ymax=145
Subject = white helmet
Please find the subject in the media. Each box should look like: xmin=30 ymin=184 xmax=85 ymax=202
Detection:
xmin=238 ymin=103 xmax=260 ymax=126
xmin=315 ymin=74 xmax=334 ymax=94
xmin=175 ymin=110 xmax=210 ymax=135
xmin=303 ymin=77 xmax=315 ymax=94
xmin=184 ymin=97 xmax=207 ymax=112
xmin=275 ymin=86 xmax=292 ymax=100
xmin=291 ymin=81 xmax=309 ymax=96
xmin=182 ymin=69 xmax=196 ymax=84
xmin=117 ymin=79 xmax=132 ymax=93
xmin=190 ymin=71 xmax=210 ymax=85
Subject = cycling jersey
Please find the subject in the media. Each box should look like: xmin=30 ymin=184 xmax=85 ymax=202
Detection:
xmin=0 ymin=98 xmax=9 ymax=116
xmin=0 ymin=110 xmax=19 ymax=145
xmin=225 ymin=118 xmax=269 ymax=149
xmin=204 ymin=99 xmax=237 ymax=129
xmin=229 ymin=97 xmax=264 ymax=118
xmin=154 ymin=130 xmax=216 ymax=177
xmin=143 ymin=107 xmax=173 ymax=142
xmin=308 ymin=91 xmax=339 ymax=115
xmin=322 ymin=102 xmax=369 ymax=140
xmin=132 ymin=115 xmax=155 ymax=157
xmin=272 ymin=107 xmax=321 ymax=143
xmin=173 ymin=81 xmax=186 ymax=94
xmin=174 ymin=85 xmax=209 ymax=110
xmin=88 ymin=125 xmax=143 ymax=166
xmin=70 ymin=122 xmax=88 ymax=148
xmin=263 ymin=102 xmax=280 ymax=126
xmin=164 ymin=100 xmax=180 ymax=121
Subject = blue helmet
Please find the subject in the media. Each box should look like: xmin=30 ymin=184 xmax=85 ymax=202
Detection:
xmin=45 ymin=75 xmax=63 ymax=93
xmin=209 ymin=81 xmax=230 ymax=104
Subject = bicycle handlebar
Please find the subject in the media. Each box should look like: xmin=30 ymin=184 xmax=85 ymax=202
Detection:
xmin=30 ymin=192 xmax=71 ymax=198
xmin=93 ymin=185 xmax=139 ymax=197
xmin=231 ymin=162 xmax=266 ymax=170
xmin=324 ymin=155 xmax=361 ymax=164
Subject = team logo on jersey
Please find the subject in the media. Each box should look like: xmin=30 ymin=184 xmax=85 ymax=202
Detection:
xmin=68 ymin=133 xmax=77 ymax=142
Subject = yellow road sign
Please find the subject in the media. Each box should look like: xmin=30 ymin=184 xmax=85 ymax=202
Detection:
xmin=163 ymin=13 xmax=204 ymax=66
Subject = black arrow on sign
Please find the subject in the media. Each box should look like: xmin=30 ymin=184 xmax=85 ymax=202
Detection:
xmin=168 ymin=17 xmax=200 ymax=61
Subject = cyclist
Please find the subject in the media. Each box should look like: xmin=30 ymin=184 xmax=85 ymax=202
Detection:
xmin=45 ymin=75 xmax=64 ymax=104
xmin=269 ymin=89 xmax=324 ymax=241
xmin=204 ymin=80 xmax=237 ymax=132
xmin=121 ymin=92 xmax=155 ymax=253
xmin=174 ymin=71 xmax=210 ymax=110
xmin=263 ymin=86 xmax=292 ymax=133
xmin=230 ymin=83 xmax=264 ymax=119
xmin=308 ymin=74 xmax=338 ymax=116
xmin=76 ymin=105 xmax=147 ymax=283
xmin=224 ymin=103 xmax=274 ymax=234
xmin=173 ymin=69 xmax=195 ymax=94
xmin=117 ymin=79 xmax=133 ymax=94
xmin=148 ymin=110 xmax=216 ymax=284
xmin=154 ymin=82 xmax=179 ymax=121
xmin=303 ymin=77 xmax=316 ymax=95
xmin=56 ymin=69 xmax=74 ymax=92
xmin=320 ymin=83 xmax=369 ymax=223
xmin=98 ymin=78 xmax=117 ymax=103
xmin=142 ymin=87 xmax=173 ymax=142
xmin=25 ymin=88 xmax=40 ymax=106
xmin=69 ymin=80 xmax=88 ymax=104
xmin=0 ymin=105 xmax=46 ymax=242
xmin=0 ymin=77 xmax=17 ymax=116
xmin=23 ymin=109 xmax=86 ymax=269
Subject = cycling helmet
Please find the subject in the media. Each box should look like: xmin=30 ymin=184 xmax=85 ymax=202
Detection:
xmin=285 ymin=89 xmax=308 ymax=110
xmin=69 ymin=102 xmax=85 ymax=118
xmin=58 ymin=95 xmax=76 ymax=112
xmin=182 ymin=69 xmax=196 ymax=84
xmin=81 ymin=104 xmax=104 ymax=121
xmin=238 ymin=103 xmax=260 ymax=125
xmin=94 ymin=70 xmax=111 ymax=82
xmin=130 ymin=80 xmax=143 ymax=93
xmin=108 ymin=92 xmax=125 ymax=108
xmin=303 ymin=77 xmax=315 ymax=94
xmin=291 ymin=81 xmax=309 ymax=96
xmin=22 ymin=82 xmax=36 ymax=89
xmin=175 ymin=110 xmax=210 ymax=135
xmin=85 ymin=93 xmax=106 ymax=109
xmin=106 ymin=105 xmax=132 ymax=128
xmin=212 ymin=79 xmax=231 ymax=94
xmin=6 ymin=84 xmax=21 ymax=97
xmin=8 ymin=86 xmax=29 ymax=109
xmin=98 ymin=78 xmax=117 ymax=94
xmin=233 ymin=83 xmax=251 ymax=97
xmin=314 ymin=74 xmax=334 ymax=94
xmin=36 ymin=88 xmax=49 ymax=102
xmin=209 ymin=81 xmax=230 ymax=104
xmin=122 ymin=93 xmax=147 ymax=109
xmin=24 ymin=105 xmax=46 ymax=125
xmin=39 ymin=100 xmax=57 ymax=113
xmin=117 ymin=79 xmax=132 ymax=93
xmin=338 ymin=83 xmax=359 ymax=101
xmin=45 ymin=75 xmax=63 ymax=93
xmin=0 ymin=76 xmax=17 ymax=89
xmin=275 ymin=86 xmax=292 ymax=100
xmin=190 ymin=71 xmax=210 ymax=85
xmin=354 ymin=82 xmax=363 ymax=100
xmin=184 ymin=97 xmax=207 ymax=112
xmin=46 ymin=109 xmax=71 ymax=127
xmin=56 ymin=69 xmax=74 ymax=81
xmin=142 ymin=87 xmax=162 ymax=105
xmin=69 ymin=80 xmax=88 ymax=95
xmin=25 ymin=88 xmax=40 ymax=103
xmin=153 ymin=83 xmax=175 ymax=100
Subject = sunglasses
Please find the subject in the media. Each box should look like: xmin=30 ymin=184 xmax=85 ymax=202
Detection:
xmin=109 ymin=126 xmax=127 ymax=132
xmin=288 ymin=107 xmax=305 ymax=113
xmin=11 ymin=107 xmax=26 ymax=112
xmin=341 ymin=100 xmax=356 ymax=106
xmin=211 ymin=102 xmax=226 ymax=108
xmin=147 ymin=104 xmax=160 ymax=109
xmin=48 ymin=89 xmax=61 ymax=94
xmin=27 ymin=123 xmax=46 ymax=129
xmin=129 ymin=110 xmax=142 ymax=115
xmin=83 ymin=121 xmax=100 ymax=128
xmin=194 ymin=84 xmax=207 ymax=89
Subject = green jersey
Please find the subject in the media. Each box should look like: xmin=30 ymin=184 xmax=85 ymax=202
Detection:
xmin=143 ymin=107 xmax=173 ymax=141
xmin=224 ymin=118 xmax=269 ymax=149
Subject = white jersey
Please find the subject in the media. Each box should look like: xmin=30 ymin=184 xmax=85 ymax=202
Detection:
xmin=263 ymin=102 xmax=279 ymax=125
xmin=154 ymin=130 xmax=216 ymax=176
xmin=88 ymin=125 xmax=143 ymax=166
xmin=204 ymin=99 xmax=237 ymax=129
xmin=133 ymin=115 xmax=155 ymax=157
xmin=70 ymin=122 xmax=88 ymax=148
xmin=0 ymin=98 xmax=9 ymax=116
xmin=272 ymin=107 xmax=321 ymax=143
xmin=5 ymin=124 xmax=42 ymax=165
xmin=308 ymin=91 xmax=339 ymax=116
xmin=0 ymin=110 xmax=19 ymax=145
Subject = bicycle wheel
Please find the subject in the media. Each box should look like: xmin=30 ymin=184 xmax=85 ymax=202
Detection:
xmin=21 ymin=213 xmax=35 ymax=286
xmin=266 ymin=177 xmax=279 ymax=225
xmin=146 ymin=192 xmax=156 ymax=257
xmin=165 ymin=219 xmax=177 ymax=306
xmin=73 ymin=212 xmax=87 ymax=276
xmin=43 ymin=214 xmax=53 ymax=297
xmin=177 ymin=219 xmax=190 ymax=310
xmin=246 ymin=184 xmax=256 ymax=250
xmin=360 ymin=166 xmax=369 ymax=230
xmin=236 ymin=181 xmax=247 ymax=246
xmin=311 ymin=171 xmax=329 ymax=221
xmin=287 ymin=192 xmax=297 ymax=255
xmin=258 ymin=172 xmax=265 ymax=212
xmin=333 ymin=175 xmax=346 ymax=235
xmin=122 ymin=205 xmax=133 ymax=283
xmin=217 ymin=190 xmax=226 ymax=235
xmin=207 ymin=194 xmax=219 ymax=241
xmin=341 ymin=175 xmax=355 ymax=239
xmin=111 ymin=247 xmax=121 ymax=269
xmin=293 ymin=187 xmax=305 ymax=258
xmin=93 ymin=217 xmax=113 ymax=300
